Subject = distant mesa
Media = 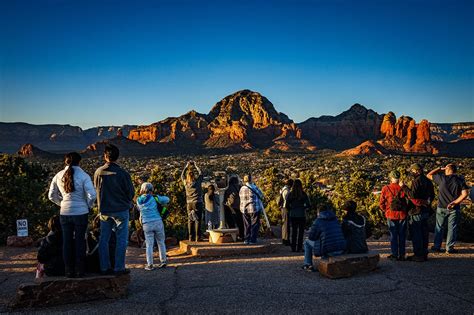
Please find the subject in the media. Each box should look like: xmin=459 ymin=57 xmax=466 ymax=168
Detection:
xmin=2 ymin=90 xmax=473 ymax=158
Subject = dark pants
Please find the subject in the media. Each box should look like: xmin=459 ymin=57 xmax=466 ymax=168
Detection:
xmin=281 ymin=207 xmax=290 ymax=245
xmin=60 ymin=214 xmax=88 ymax=275
xmin=243 ymin=212 xmax=260 ymax=243
xmin=225 ymin=206 xmax=244 ymax=239
xmin=387 ymin=218 xmax=407 ymax=258
xmin=409 ymin=214 xmax=429 ymax=258
xmin=291 ymin=217 xmax=305 ymax=251
xmin=187 ymin=202 xmax=203 ymax=241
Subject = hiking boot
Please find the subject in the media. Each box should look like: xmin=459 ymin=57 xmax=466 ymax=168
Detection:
xmin=431 ymin=246 xmax=443 ymax=253
xmin=144 ymin=265 xmax=155 ymax=271
xmin=158 ymin=263 xmax=167 ymax=269
xmin=446 ymin=248 xmax=459 ymax=254
xmin=302 ymin=264 xmax=315 ymax=272
xmin=114 ymin=268 xmax=131 ymax=275
xmin=406 ymin=255 xmax=425 ymax=262
xmin=387 ymin=254 xmax=398 ymax=261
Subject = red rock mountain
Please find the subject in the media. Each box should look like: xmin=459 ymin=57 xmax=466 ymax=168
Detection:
xmin=297 ymin=104 xmax=383 ymax=150
xmin=127 ymin=90 xmax=312 ymax=151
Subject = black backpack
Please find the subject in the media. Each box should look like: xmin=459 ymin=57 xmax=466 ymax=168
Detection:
xmin=388 ymin=187 xmax=408 ymax=212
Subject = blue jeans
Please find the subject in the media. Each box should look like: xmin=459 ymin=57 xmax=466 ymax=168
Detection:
xmin=304 ymin=239 xmax=344 ymax=266
xmin=243 ymin=212 xmax=260 ymax=243
xmin=304 ymin=239 xmax=316 ymax=265
xmin=99 ymin=211 xmax=129 ymax=272
xmin=409 ymin=213 xmax=429 ymax=257
xmin=143 ymin=219 xmax=167 ymax=265
xmin=387 ymin=218 xmax=407 ymax=258
xmin=60 ymin=214 xmax=88 ymax=275
xmin=433 ymin=207 xmax=460 ymax=251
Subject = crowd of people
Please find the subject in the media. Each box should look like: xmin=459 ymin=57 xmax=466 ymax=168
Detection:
xmin=37 ymin=143 xmax=471 ymax=278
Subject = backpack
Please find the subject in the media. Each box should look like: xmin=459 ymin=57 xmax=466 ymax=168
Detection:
xmin=153 ymin=196 xmax=170 ymax=220
xmin=388 ymin=187 xmax=408 ymax=212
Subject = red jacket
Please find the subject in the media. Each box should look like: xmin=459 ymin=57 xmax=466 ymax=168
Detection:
xmin=380 ymin=183 xmax=407 ymax=220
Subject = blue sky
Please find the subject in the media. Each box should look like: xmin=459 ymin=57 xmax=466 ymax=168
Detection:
xmin=1 ymin=0 xmax=473 ymax=128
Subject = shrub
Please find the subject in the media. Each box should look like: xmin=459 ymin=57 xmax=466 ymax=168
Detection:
xmin=0 ymin=154 xmax=56 ymax=244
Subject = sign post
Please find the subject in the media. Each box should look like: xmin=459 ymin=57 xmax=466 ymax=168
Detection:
xmin=16 ymin=219 xmax=28 ymax=237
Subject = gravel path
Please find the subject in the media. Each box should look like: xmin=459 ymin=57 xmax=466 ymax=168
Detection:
xmin=1 ymin=239 xmax=473 ymax=314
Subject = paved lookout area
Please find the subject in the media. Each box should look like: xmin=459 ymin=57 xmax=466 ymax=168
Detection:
xmin=1 ymin=240 xmax=473 ymax=314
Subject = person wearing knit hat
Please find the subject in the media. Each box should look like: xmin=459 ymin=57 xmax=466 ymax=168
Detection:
xmin=380 ymin=169 xmax=408 ymax=261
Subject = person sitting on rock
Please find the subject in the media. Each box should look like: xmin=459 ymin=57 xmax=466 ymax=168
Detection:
xmin=37 ymin=215 xmax=65 ymax=277
xmin=86 ymin=215 xmax=116 ymax=274
xmin=302 ymin=204 xmax=346 ymax=271
xmin=341 ymin=200 xmax=369 ymax=254
xmin=137 ymin=182 xmax=170 ymax=270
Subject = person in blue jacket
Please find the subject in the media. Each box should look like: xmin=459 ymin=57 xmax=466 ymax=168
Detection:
xmin=302 ymin=204 xmax=346 ymax=271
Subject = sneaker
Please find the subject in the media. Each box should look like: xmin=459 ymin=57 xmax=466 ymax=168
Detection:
xmin=302 ymin=264 xmax=314 ymax=271
xmin=249 ymin=241 xmax=257 ymax=245
xmin=243 ymin=240 xmax=249 ymax=245
xmin=406 ymin=255 xmax=425 ymax=262
xmin=431 ymin=246 xmax=443 ymax=253
xmin=446 ymin=248 xmax=458 ymax=254
xmin=158 ymin=263 xmax=167 ymax=269
xmin=387 ymin=254 xmax=398 ymax=261
xmin=114 ymin=268 xmax=131 ymax=275
xmin=144 ymin=265 xmax=155 ymax=271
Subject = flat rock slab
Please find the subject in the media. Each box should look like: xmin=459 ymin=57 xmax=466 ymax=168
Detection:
xmin=179 ymin=240 xmax=276 ymax=258
xmin=7 ymin=236 xmax=33 ymax=247
xmin=318 ymin=252 xmax=380 ymax=279
xmin=10 ymin=274 xmax=130 ymax=309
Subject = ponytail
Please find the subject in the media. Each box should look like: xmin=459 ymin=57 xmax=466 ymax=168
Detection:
xmin=62 ymin=152 xmax=81 ymax=193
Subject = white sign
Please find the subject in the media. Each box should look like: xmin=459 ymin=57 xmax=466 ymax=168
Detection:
xmin=17 ymin=219 xmax=28 ymax=237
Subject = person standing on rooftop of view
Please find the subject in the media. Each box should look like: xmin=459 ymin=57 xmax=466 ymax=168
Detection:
xmin=204 ymin=184 xmax=219 ymax=229
xmin=400 ymin=163 xmax=435 ymax=262
xmin=286 ymin=179 xmax=310 ymax=252
xmin=278 ymin=178 xmax=293 ymax=246
xmin=223 ymin=176 xmax=244 ymax=239
xmin=94 ymin=144 xmax=135 ymax=275
xmin=181 ymin=161 xmax=204 ymax=242
xmin=427 ymin=163 xmax=469 ymax=254
xmin=136 ymin=182 xmax=169 ymax=271
xmin=48 ymin=152 xmax=96 ymax=278
xmin=239 ymin=174 xmax=264 ymax=245
xmin=380 ymin=170 xmax=408 ymax=262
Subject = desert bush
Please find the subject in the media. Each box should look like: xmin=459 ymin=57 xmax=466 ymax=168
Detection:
xmin=0 ymin=154 xmax=56 ymax=244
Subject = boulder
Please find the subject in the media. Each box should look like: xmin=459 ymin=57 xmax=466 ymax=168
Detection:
xmin=7 ymin=236 xmax=34 ymax=247
xmin=318 ymin=252 xmax=380 ymax=279
xmin=10 ymin=274 xmax=130 ymax=309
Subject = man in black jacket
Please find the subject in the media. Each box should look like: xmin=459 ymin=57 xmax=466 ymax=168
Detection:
xmin=402 ymin=163 xmax=435 ymax=262
xmin=94 ymin=144 xmax=134 ymax=275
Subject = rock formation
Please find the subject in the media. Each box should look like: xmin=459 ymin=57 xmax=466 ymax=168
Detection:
xmin=298 ymin=104 xmax=383 ymax=150
xmin=17 ymin=144 xmax=61 ymax=159
xmin=337 ymin=140 xmax=387 ymax=156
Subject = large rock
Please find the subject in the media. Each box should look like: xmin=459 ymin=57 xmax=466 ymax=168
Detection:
xmin=10 ymin=274 xmax=130 ymax=309
xmin=6 ymin=236 xmax=34 ymax=247
xmin=318 ymin=252 xmax=380 ymax=279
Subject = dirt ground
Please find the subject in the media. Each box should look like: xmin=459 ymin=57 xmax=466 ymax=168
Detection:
xmin=1 ymin=238 xmax=473 ymax=314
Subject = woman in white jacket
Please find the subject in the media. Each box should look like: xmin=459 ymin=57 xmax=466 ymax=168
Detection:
xmin=48 ymin=152 xmax=96 ymax=278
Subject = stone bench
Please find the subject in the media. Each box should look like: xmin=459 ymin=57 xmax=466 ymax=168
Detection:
xmin=317 ymin=251 xmax=380 ymax=279
xmin=179 ymin=240 xmax=276 ymax=257
xmin=10 ymin=274 xmax=131 ymax=309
